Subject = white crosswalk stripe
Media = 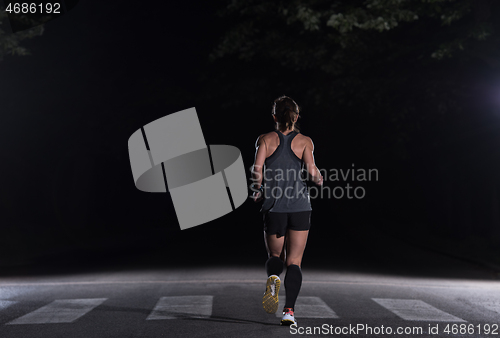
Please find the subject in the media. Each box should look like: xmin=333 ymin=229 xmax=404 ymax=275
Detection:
xmin=6 ymin=298 xmax=107 ymax=325
xmin=275 ymin=296 xmax=339 ymax=318
xmin=147 ymin=295 xmax=213 ymax=320
xmin=477 ymin=301 xmax=500 ymax=314
xmin=0 ymin=300 xmax=17 ymax=311
xmin=372 ymin=298 xmax=466 ymax=322
xmin=0 ymin=296 xmax=483 ymax=324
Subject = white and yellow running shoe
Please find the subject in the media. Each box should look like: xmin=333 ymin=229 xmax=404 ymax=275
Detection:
xmin=262 ymin=275 xmax=281 ymax=313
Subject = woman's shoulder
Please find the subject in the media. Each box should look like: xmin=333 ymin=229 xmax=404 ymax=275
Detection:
xmin=255 ymin=131 xmax=278 ymax=147
xmin=264 ymin=130 xmax=279 ymax=137
xmin=295 ymin=132 xmax=312 ymax=143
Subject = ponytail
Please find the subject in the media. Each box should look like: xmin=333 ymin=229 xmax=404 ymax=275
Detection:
xmin=281 ymin=106 xmax=294 ymax=130
xmin=272 ymin=95 xmax=300 ymax=132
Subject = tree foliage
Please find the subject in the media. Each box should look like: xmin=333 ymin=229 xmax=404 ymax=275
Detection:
xmin=0 ymin=4 xmax=45 ymax=61
xmin=206 ymin=0 xmax=500 ymax=161
xmin=211 ymin=0 xmax=496 ymax=73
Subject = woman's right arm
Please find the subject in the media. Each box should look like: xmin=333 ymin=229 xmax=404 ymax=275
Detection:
xmin=250 ymin=134 xmax=267 ymax=201
xmin=302 ymin=137 xmax=323 ymax=186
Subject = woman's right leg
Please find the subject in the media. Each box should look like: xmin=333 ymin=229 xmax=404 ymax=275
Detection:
xmin=264 ymin=232 xmax=285 ymax=276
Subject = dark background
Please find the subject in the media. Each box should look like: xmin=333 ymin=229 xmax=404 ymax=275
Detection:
xmin=1 ymin=0 xmax=499 ymax=272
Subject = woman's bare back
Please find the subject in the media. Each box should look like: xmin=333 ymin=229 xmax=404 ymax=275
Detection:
xmin=259 ymin=131 xmax=309 ymax=160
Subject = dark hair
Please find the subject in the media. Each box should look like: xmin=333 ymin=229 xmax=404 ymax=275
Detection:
xmin=272 ymin=95 xmax=300 ymax=132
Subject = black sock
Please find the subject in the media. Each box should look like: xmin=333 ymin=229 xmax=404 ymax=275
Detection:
xmin=284 ymin=264 xmax=302 ymax=310
xmin=265 ymin=256 xmax=284 ymax=277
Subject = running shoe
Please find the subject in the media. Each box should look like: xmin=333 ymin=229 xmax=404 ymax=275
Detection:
xmin=262 ymin=274 xmax=280 ymax=313
xmin=280 ymin=307 xmax=296 ymax=326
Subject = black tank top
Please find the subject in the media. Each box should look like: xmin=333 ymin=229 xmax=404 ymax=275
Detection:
xmin=260 ymin=130 xmax=312 ymax=213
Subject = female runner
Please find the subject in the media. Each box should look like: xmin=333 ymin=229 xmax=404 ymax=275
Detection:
xmin=251 ymin=95 xmax=323 ymax=326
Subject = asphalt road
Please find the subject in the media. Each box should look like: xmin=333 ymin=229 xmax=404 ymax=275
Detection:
xmin=0 ymin=246 xmax=499 ymax=338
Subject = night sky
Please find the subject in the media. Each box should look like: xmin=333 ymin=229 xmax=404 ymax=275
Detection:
xmin=1 ymin=0 xmax=500 ymax=271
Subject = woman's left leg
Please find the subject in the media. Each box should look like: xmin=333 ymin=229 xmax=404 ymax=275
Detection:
xmin=285 ymin=229 xmax=309 ymax=268
xmin=263 ymin=212 xmax=287 ymax=277
xmin=283 ymin=229 xmax=309 ymax=311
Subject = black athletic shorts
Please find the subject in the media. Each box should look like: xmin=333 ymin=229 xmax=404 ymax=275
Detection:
xmin=263 ymin=211 xmax=311 ymax=238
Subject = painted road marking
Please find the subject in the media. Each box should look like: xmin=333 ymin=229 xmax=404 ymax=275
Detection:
xmin=147 ymin=295 xmax=213 ymax=320
xmin=478 ymin=301 xmax=500 ymax=314
xmin=6 ymin=298 xmax=107 ymax=325
xmin=0 ymin=300 xmax=17 ymax=311
xmin=275 ymin=297 xmax=339 ymax=318
xmin=372 ymin=298 xmax=466 ymax=322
